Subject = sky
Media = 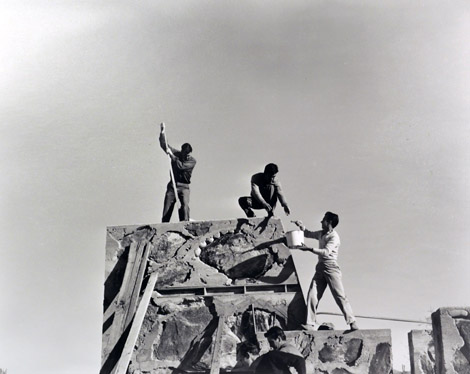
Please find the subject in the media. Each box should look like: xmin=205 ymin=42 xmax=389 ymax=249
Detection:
xmin=0 ymin=1 xmax=469 ymax=373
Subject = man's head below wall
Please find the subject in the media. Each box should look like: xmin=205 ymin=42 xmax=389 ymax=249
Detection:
xmin=264 ymin=326 xmax=286 ymax=350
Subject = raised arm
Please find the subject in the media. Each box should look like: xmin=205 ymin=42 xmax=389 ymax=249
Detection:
xmin=292 ymin=221 xmax=321 ymax=240
xmin=159 ymin=123 xmax=178 ymax=154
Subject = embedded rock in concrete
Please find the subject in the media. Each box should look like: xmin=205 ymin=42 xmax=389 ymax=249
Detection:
xmin=154 ymin=260 xmax=192 ymax=288
xmin=199 ymin=232 xmax=277 ymax=279
xmin=256 ymin=329 xmax=393 ymax=374
xmin=368 ymin=342 xmax=393 ymax=374
xmin=128 ymin=293 xmax=303 ymax=373
xmin=318 ymin=336 xmax=363 ymax=366
xmin=432 ymin=307 xmax=470 ymax=374
xmin=150 ymin=231 xmax=189 ymax=262
xmin=104 ymin=218 xmax=297 ymax=292
xmin=408 ymin=330 xmax=435 ymax=374
xmin=102 ymin=218 xmax=304 ymax=374
xmin=102 ymin=219 xmax=393 ymax=374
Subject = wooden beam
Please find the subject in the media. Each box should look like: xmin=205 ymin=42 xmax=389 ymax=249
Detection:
xmin=104 ymin=241 xmax=139 ymax=360
xmin=209 ymin=315 xmax=225 ymax=374
xmin=113 ymin=271 xmax=158 ymax=374
xmin=105 ymin=239 xmax=150 ymax=361
xmin=124 ymin=242 xmax=151 ymax=328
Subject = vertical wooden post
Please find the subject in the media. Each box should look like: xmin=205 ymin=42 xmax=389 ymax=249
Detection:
xmin=113 ymin=271 xmax=159 ymax=374
xmin=209 ymin=315 xmax=225 ymax=374
xmin=104 ymin=237 xmax=151 ymax=365
xmin=124 ymin=242 xmax=151 ymax=329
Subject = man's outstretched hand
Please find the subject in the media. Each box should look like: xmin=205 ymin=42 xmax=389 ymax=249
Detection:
xmin=160 ymin=122 xmax=165 ymax=133
xmin=291 ymin=244 xmax=310 ymax=251
xmin=291 ymin=220 xmax=305 ymax=231
xmin=284 ymin=206 xmax=291 ymax=215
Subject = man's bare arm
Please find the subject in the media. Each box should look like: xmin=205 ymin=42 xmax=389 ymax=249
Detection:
xmin=251 ymin=183 xmax=272 ymax=212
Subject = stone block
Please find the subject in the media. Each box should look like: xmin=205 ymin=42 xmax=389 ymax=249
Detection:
xmin=408 ymin=330 xmax=435 ymax=374
xmin=431 ymin=307 xmax=470 ymax=374
xmin=256 ymin=329 xmax=393 ymax=374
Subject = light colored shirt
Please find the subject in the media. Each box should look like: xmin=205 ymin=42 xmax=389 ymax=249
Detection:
xmin=304 ymin=229 xmax=341 ymax=262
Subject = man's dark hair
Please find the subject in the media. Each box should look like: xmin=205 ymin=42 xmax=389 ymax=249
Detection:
xmin=264 ymin=163 xmax=279 ymax=176
xmin=324 ymin=211 xmax=339 ymax=228
xmin=181 ymin=143 xmax=193 ymax=153
xmin=236 ymin=341 xmax=260 ymax=359
xmin=264 ymin=326 xmax=286 ymax=341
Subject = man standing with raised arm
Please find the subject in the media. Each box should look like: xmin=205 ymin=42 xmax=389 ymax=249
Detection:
xmin=159 ymin=123 xmax=196 ymax=222
xmin=293 ymin=212 xmax=358 ymax=331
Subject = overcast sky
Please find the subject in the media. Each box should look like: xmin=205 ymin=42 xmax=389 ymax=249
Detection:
xmin=1 ymin=1 xmax=469 ymax=373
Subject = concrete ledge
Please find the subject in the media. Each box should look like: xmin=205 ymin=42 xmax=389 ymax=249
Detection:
xmin=257 ymin=329 xmax=393 ymax=374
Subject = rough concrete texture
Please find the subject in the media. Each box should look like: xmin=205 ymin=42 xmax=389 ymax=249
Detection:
xmin=128 ymin=293 xmax=305 ymax=373
xmin=102 ymin=218 xmax=393 ymax=373
xmin=431 ymin=307 xmax=470 ymax=374
xmin=102 ymin=218 xmax=302 ymax=372
xmin=104 ymin=218 xmax=297 ymax=292
xmin=255 ymin=329 xmax=392 ymax=374
xmin=408 ymin=330 xmax=435 ymax=374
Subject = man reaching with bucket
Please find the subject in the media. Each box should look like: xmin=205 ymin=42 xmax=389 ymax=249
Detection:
xmin=292 ymin=212 xmax=358 ymax=331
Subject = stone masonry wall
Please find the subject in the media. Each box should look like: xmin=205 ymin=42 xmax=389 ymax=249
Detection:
xmin=129 ymin=293 xmax=304 ymax=373
xmin=408 ymin=330 xmax=435 ymax=374
xmin=431 ymin=307 xmax=470 ymax=374
xmin=102 ymin=218 xmax=394 ymax=373
xmin=102 ymin=218 xmax=304 ymax=372
xmin=257 ymin=329 xmax=393 ymax=374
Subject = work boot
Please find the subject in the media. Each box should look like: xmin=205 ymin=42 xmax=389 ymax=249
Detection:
xmin=349 ymin=322 xmax=359 ymax=331
xmin=301 ymin=324 xmax=316 ymax=332
xmin=318 ymin=322 xmax=335 ymax=331
xmin=244 ymin=209 xmax=255 ymax=218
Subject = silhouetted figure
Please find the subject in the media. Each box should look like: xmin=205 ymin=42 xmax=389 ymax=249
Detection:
xmin=159 ymin=123 xmax=196 ymax=222
xmin=239 ymin=163 xmax=290 ymax=218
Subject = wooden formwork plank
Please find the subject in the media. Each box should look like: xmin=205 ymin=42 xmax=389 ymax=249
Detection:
xmin=104 ymin=241 xmax=139 ymax=359
xmin=124 ymin=242 xmax=151 ymax=329
xmin=118 ymin=240 xmax=146 ymax=334
xmin=209 ymin=315 xmax=225 ymax=374
xmin=113 ymin=271 xmax=158 ymax=374
xmin=105 ymin=239 xmax=148 ymax=359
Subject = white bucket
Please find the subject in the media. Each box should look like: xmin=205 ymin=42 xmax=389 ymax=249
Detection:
xmin=285 ymin=230 xmax=304 ymax=247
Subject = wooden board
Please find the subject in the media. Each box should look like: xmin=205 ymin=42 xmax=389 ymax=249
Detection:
xmin=113 ymin=271 xmax=158 ymax=374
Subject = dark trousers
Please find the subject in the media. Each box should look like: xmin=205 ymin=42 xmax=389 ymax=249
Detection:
xmin=238 ymin=195 xmax=278 ymax=217
xmin=162 ymin=182 xmax=190 ymax=222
